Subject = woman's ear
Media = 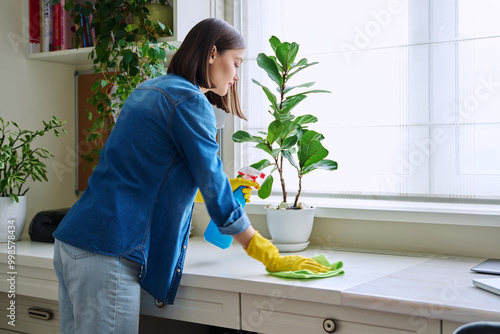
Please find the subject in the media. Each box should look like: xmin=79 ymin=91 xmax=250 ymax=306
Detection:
xmin=209 ymin=45 xmax=217 ymax=64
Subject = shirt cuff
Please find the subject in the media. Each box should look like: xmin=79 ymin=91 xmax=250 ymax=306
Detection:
xmin=218 ymin=206 xmax=251 ymax=235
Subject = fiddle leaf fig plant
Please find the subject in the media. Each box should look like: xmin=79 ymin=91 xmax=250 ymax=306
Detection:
xmin=65 ymin=0 xmax=175 ymax=168
xmin=0 ymin=116 xmax=67 ymax=202
xmin=232 ymin=36 xmax=338 ymax=208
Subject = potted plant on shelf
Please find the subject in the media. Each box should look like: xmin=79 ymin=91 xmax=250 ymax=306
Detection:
xmin=0 ymin=116 xmax=66 ymax=242
xmin=66 ymin=0 xmax=176 ymax=168
xmin=232 ymin=36 xmax=338 ymax=252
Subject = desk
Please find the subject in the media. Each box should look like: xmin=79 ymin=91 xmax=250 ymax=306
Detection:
xmin=1 ymin=237 xmax=499 ymax=333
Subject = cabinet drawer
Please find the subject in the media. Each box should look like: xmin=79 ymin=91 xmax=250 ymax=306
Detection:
xmin=0 ymin=263 xmax=58 ymax=301
xmin=0 ymin=293 xmax=59 ymax=334
xmin=241 ymin=293 xmax=441 ymax=334
xmin=140 ymin=285 xmax=240 ymax=329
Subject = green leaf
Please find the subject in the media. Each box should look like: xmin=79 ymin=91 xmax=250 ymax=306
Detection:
xmin=269 ymin=36 xmax=281 ymax=52
xmin=291 ymin=57 xmax=308 ymax=69
xmin=275 ymin=42 xmax=290 ymax=69
xmin=273 ymin=111 xmax=295 ymax=122
xmin=282 ymin=149 xmax=299 ymax=171
xmin=279 ymin=121 xmax=299 ymax=140
xmin=0 ymin=179 xmax=7 ymax=192
xmin=299 ymin=140 xmax=329 ymax=169
xmin=125 ymin=24 xmax=139 ymax=32
xmin=267 ymin=120 xmax=284 ymax=145
xmin=295 ymin=115 xmax=318 ymax=125
xmin=95 ymin=42 xmax=107 ymax=60
xmin=282 ymin=82 xmax=315 ymax=95
xmin=250 ymin=159 xmax=272 ymax=171
xmin=258 ymin=175 xmax=273 ymax=199
xmin=148 ymin=47 xmax=158 ymax=59
xmin=281 ymin=94 xmax=307 ymax=114
xmin=157 ymin=21 xmax=166 ymax=31
xmin=269 ymin=56 xmax=283 ymax=72
xmin=232 ymin=131 xmax=265 ymax=144
xmin=270 ymin=147 xmax=282 ymax=159
xmin=281 ymin=135 xmax=297 ymax=150
xmin=300 ymin=130 xmax=325 ymax=145
xmin=256 ymin=53 xmax=283 ymax=87
xmin=94 ymin=117 xmax=105 ymax=130
xmin=91 ymin=81 xmax=100 ymax=91
xmin=287 ymin=61 xmax=319 ymax=81
xmin=276 ymin=42 xmax=299 ymax=70
xmin=287 ymin=89 xmax=332 ymax=98
xmin=122 ymin=50 xmax=133 ymax=64
xmin=252 ymin=79 xmax=278 ymax=112
xmin=158 ymin=47 xmax=167 ymax=60
xmin=256 ymin=143 xmax=273 ymax=155
xmin=302 ymin=159 xmax=338 ymax=174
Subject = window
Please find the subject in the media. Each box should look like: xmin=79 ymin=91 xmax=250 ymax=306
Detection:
xmin=236 ymin=0 xmax=500 ymax=205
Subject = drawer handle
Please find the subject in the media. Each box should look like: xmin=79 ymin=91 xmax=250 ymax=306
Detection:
xmin=323 ymin=318 xmax=336 ymax=333
xmin=154 ymin=299 xmax=165 ymax=308
xmin=28 ymin=308 xmax=52 ymax=321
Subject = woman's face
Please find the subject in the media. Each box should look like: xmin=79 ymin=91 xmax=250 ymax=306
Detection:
xmin=208 ymin=47 xmax=244 ymax=96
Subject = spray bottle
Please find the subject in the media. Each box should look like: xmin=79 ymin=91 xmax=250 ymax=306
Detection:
xmin=204 ymin=167 xmax=265 ymax=249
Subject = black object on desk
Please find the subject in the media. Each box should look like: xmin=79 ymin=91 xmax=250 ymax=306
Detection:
xmin=29 ymin=208 xmax=70 ymax=243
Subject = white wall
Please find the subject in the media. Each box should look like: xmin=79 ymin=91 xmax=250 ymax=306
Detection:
xmin=1 ymin=1 xmax=79 ymax=239
xmin=2 ymin=1 xmax=499 ymax=260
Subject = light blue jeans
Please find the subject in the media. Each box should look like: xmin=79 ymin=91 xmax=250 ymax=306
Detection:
xmin=53 ymin=239 xmax=142 ymax=334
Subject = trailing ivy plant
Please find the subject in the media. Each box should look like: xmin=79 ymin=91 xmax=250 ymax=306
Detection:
xmin=232 ymin=36 xmax=338 ymax=208
xmin=64 ymin=0 xmax=175 ymax=167
xmin=0 ymin=116 xmax=67 ymax=202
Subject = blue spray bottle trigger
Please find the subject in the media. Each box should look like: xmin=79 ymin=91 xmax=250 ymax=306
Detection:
xmin=204 ymin=186 xmax=247 ymax=249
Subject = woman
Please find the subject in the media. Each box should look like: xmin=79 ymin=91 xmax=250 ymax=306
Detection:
xmin=53 ymin=18 xmax=328 ymax=333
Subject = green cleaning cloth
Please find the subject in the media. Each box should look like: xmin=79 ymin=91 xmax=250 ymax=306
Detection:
xmin=267 ymin=254 xmax=344 ymax=279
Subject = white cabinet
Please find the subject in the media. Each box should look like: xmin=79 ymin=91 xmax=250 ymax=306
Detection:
xmin=0 ymin=263 xmax=58 ymax=301
xmin=26 ymin=0 xmax=212 ymax=66
xmin=0 ymin=293 xmax=59 ymax=334
xmin=140 ymin=286 xmax=240 ymax=329
xmin=241 ymin=293 xmax=441 ymax=334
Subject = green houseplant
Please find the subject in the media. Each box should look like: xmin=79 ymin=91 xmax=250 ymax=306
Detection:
xmin=232 ymin=36 xmax=338 ymax=251
xmin=0 ymin=116 xmax=66 ymax=241
xmin=65 ymin=0 xmax=175 ymax=168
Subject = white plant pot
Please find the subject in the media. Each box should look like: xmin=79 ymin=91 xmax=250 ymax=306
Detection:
xmin=0 ymin=196 xmax=27 ymax=242
xmin=265 ymin=205 xmax=315 ymax=252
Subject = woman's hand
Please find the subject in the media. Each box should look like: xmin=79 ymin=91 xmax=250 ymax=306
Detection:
xmin=244 ymin=231 xmax=329 ymax=273
xmin=228 ymin=178 xmax=260 ymax=203
xmin=194 ymin=178 xmax=260 ymax=203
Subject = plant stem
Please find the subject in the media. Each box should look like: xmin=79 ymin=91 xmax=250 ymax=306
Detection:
xmin=294 ymin=173 xmax=303 ymax=208
xmin=278 ymin=154 xmax=287 ymax=203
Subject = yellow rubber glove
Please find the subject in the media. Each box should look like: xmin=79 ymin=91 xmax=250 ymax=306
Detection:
xmin=245 ymin=231 xmax=330 ymax=273
xmin=194 ymin=178 xmax=260 ymax=203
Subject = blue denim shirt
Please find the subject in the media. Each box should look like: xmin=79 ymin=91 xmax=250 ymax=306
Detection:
xmin=53 ymin=73 xmax=251 ymax=304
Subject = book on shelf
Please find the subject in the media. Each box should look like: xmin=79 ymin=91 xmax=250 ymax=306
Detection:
xmin=31 ymin=1 xmax=96 ymax=54
xmin=52 ymin=1 xmax=61 ymax=50
xmin=41 ymin=0 xmax=52 ymax=52
xmin=29 ymin=0 xmax=41 ymax=53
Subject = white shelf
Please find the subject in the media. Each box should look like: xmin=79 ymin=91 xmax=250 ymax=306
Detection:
xmin=27 ymin=47 xmax=95 ymax=65
xmin=26 ymin=38 xmax=182 ymax=67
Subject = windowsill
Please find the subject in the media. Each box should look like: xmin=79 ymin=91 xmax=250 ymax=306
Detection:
xmin=244 ymin=196 xmax=500 ymax=227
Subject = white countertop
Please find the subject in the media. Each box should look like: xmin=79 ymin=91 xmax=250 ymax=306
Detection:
xmin=1 ymin=237 xmax=499 ymax=323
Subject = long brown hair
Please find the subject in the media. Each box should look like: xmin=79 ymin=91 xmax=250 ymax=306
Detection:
xmin=167 ymin=18 xmax=246 ymax=120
